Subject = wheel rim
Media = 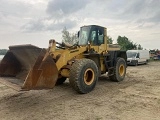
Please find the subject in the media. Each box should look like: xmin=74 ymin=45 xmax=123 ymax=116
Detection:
xmin=119 ymin=64 xmax=125 ymax=76
xmin=84 ymin=68 xmax=94 ymax=85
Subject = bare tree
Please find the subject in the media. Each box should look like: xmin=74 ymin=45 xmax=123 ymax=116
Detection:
xmin=62 ymin=27 xmax=78 ymax=45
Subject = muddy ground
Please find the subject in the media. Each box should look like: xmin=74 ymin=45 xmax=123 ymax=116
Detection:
xmin=0 ymin=61 xmax=160 ymax=120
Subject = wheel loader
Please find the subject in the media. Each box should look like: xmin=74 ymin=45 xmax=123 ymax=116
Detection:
xmin=0 ymin=25 xmax=127 ymax=94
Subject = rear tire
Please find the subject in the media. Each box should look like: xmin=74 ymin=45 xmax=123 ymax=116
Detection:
xmin=145 ymin=60 xmax=148 ymax=64
xmin=69 ymin=59 xmax=98 ymax=94
xmin=109 ymin=57 xmax=126 ymax=82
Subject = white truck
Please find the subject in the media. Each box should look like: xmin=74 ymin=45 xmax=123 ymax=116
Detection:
xmin=127 ymin=50 xmax=150 ymax=66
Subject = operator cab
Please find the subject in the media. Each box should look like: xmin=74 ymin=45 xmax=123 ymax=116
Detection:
xmin=78 ymin=25 xmax=105 ymax=46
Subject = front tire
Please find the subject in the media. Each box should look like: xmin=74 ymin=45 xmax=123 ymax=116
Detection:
xmin=109 ymin=57 xmax=126 ymax=82
xmin=134 ymin=61 xmax=138 ymax=66
xmin=69 ymin=59 xmax=98 ymax=94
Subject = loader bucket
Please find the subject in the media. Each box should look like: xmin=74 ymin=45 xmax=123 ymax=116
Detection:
xmin=0 ymin=45 xmax=58 ymax=90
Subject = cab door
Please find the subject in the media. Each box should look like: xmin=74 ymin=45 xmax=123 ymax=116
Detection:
xmin=90 ymin=27 xmax=105 ymax=54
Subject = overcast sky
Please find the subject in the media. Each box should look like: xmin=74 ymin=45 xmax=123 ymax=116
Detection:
xmin=0 ymin=0 xmax=160 ymax=49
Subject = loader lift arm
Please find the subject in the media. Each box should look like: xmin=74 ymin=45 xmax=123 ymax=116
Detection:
xmin=48 ymin=40 xmax=87 ymax=71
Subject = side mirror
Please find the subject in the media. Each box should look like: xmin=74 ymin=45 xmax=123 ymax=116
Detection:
xmin=78 ymin=31 xmax=80 ymax=37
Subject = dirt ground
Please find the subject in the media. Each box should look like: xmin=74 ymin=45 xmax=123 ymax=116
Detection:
xmin=0 ymin=61 xmax=160 ymax=120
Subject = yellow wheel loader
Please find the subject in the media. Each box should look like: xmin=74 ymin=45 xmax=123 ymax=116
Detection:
xmin=0 ymin=25 xmax=127 ymax=94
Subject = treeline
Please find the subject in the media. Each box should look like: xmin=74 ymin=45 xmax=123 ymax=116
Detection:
xmin=114 ymin=36 xmax=143 ymax=50
xmin=0 ymin=49 xmax=8 ymax=55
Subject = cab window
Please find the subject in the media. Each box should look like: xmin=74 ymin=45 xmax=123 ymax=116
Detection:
xmin=91 ymin=31 xmax=97 ymax=45
xmin=98 ymin=29 xmax=104 ymax=44
xmin=90 ymin=28 xmax=104 ymax=45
